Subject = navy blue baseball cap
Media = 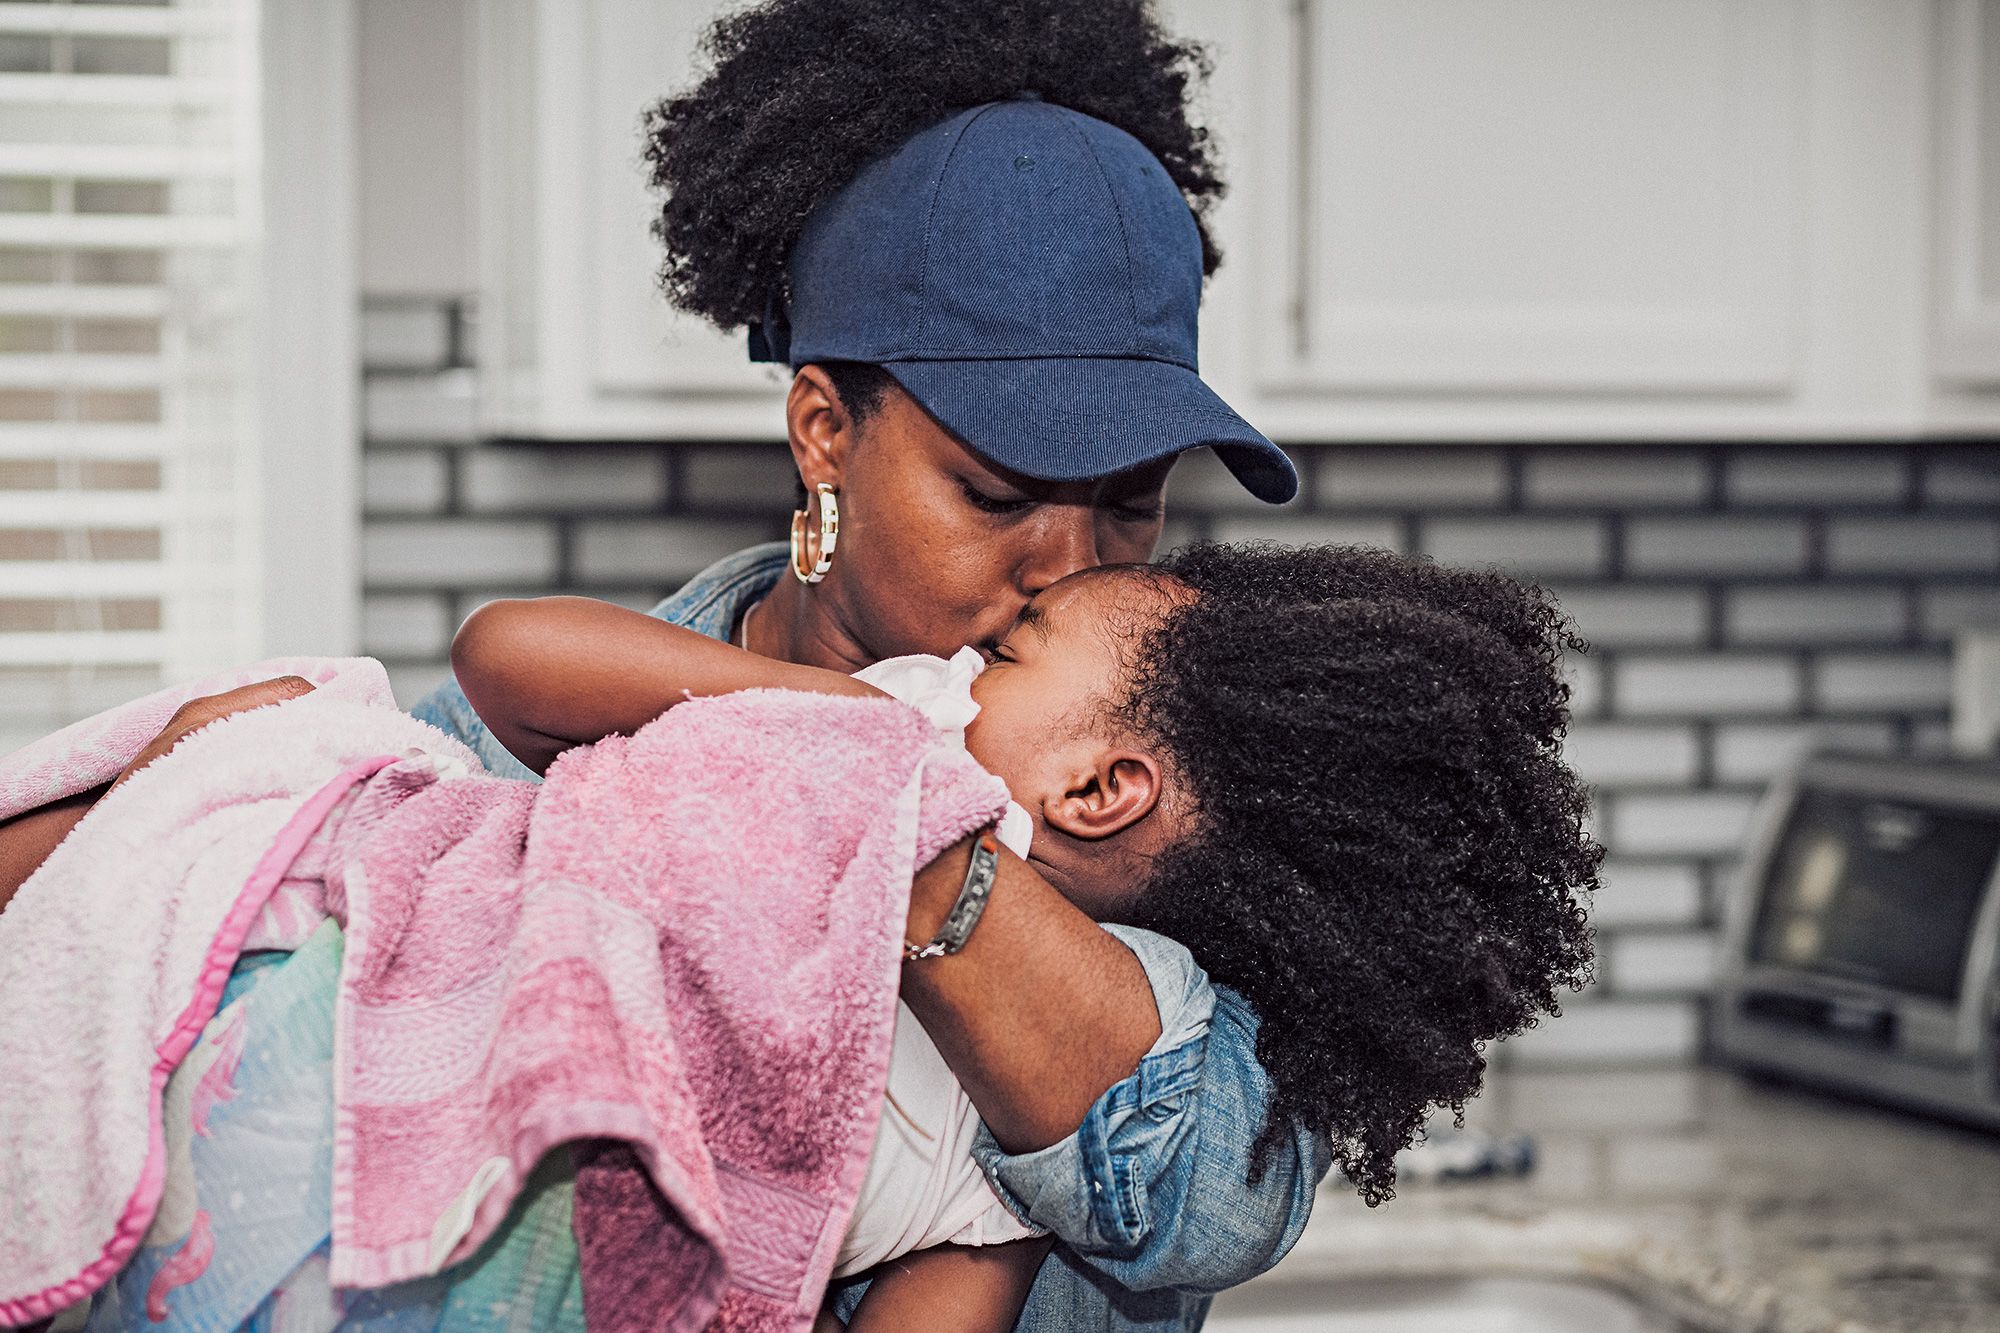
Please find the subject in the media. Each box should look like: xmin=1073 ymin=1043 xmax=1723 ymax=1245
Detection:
xmin=749 ymin=96 xmax=1297 ymax=504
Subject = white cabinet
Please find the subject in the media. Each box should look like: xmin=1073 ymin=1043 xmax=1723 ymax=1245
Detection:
xmin=1936 ymin=0 xmax=2000 ymax=390
xmin=474 ymin=0 xmax=789 ymax=438
xmin=476 ymin=0 xmax=2000 ymax=441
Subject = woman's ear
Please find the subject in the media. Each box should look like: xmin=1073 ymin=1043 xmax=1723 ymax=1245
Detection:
xmin=785 ymin=364 xmax=855 ymax=492
xmin=1042 ymin=748 xmax=1165 ymax=842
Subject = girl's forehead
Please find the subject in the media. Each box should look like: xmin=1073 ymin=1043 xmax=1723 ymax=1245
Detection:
xmin=1031 ymin=565 xmax=1185 ymax=631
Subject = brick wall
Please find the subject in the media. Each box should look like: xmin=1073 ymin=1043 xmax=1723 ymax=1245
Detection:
xmin=361 ymin=298 xmax=2000 ymax=1070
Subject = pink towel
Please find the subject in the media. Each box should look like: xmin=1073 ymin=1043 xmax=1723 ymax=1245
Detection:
xmin=0 ymin=658 xmax=477 ymax=1325
xmin=320 ymin=688 xmax=1009 ymax=1331
xmin=0 ymin=663 xmax=1004 ymax=1332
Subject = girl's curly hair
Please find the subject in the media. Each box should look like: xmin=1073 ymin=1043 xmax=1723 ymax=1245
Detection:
xmin=642 ymin=0 xmax=1223 ymax=331
xmin=1121 ymin=544 xmax=1601 ymax=1206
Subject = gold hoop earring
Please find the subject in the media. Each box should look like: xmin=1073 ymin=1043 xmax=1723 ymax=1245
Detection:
xmin=791 ymin=482 xmax=839 ymax=585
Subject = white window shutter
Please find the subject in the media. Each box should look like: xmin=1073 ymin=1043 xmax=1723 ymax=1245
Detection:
xmin=0 ymin=0 xmax=260 ymax=750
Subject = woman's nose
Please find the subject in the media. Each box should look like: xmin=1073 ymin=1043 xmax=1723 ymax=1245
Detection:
xmin=1019 ymin=510 xmax=1101 ymax=594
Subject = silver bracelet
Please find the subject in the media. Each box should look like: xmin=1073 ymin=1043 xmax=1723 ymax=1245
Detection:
xmin=905 ymin=830 xmax=1000 ymax=962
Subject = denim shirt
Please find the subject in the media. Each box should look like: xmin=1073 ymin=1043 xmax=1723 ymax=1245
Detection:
xmin=408 ymin=544 xmax=1332 ymax=1331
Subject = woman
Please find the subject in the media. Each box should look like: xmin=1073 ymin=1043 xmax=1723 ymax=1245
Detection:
xmin=3 ymin=3 xmax=1325 ymax=1328
xmin=445 ymin=1 xmax=1323 ymax=1325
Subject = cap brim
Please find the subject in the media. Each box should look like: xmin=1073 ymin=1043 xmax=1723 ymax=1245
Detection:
xmin=880 ymin=357 xmax=1298 ymax=504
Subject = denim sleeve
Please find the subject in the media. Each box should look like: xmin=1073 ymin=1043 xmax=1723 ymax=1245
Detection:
xmin=406 ymin=673 xmax=540 ymax=782
xmin=970 ymin=929 xmax=1333 ymax=1295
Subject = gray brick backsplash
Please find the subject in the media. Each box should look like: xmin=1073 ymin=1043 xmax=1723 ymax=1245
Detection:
xmin=462 ymin=448 xmax=669 ymax=513
xmin=354 ymin=299 xmax=2000 ymax=1074
xmin=1498 ymin=998 xmax=1701 ymax=1067
xmin=1609 ymin=791 xmax=1762 ymax=856
xmin=1418 ymin=516 xmax=1607 ymax=577
xmin=1156 ymin=516 xmax=1204 ymax=556
xmin=572 ymin=518 xmax=777 ymax=584
xmin=362 ymin=448 xmax=450 ymax=515
xmin=1920 ymin=452 xmax=2000 ymax=505
xmin=363 ymin=367 xmax=478 ymax=444
xmin=1911 ymin=719 xmax=1958 ymax=755
xmin=681 ymin=445 xmax=803 ymax=512
xmin=361 ymin=593 xmax=454 ymax=660
xmin=1209 ymin=514 xmax=1403 ymax=550
xmin=1814 ymin=649 xmax=1954 ymax=712
xmin=1524 ymin=451 xmax=1708 ymax=508
xmin=1563 ymin=722 xmax=1700 ymax=786
xmin=1564 ymin=655 xmax=1605 ymax=718
xmin=454 ymin=588 xmax=662 ymax=617
xmin=1552 ymin=586 xmax=1709 ymax=648
xmin=1710 ymin=720 xmax=1899 ymax=784
xmin=1724 ymin=451 xmax=1909 ymax=506
xmin=360 ymin=304 xmax=452 ymax=372
xmin=1609 ymin=930 xmax=1719 ymax=993
xmin=1722 ymin=584 xmax=1908 ymax=644
xmin=1624 ymin=516 xmax=1809 ymax=576
xmin=1920 ymin=585 xmax=2000 ymax=637
xmin=363 ymin=519 xmax=559 ymax=588
xmin=1315 ymin=448 xmax=1505 ymax=509
xmin=1613 ymin=654 xmax=1802 ymax=716
xmin=1825 ymin=516 xmax=2000 ymax=574
xmin=1592 ymin=861 xmax=1705 ymax=927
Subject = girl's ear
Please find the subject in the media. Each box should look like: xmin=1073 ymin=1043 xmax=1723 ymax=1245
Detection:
xmin=1043 ymin=748 xmax=1165 ymax=841
xmin=785 ymin=364 xmax=857 ymax=492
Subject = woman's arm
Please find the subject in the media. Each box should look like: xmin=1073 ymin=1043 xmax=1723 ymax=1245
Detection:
xmin=903 ymin=837 xmax=1329 ymax=1292
xmin=451 ymin=596 xmax=883 ymax=774
xmin=902 ymin=837 xmax=1160 ymax=1153
xmin=826 ymin=1237 xmax=1053 ymax=1333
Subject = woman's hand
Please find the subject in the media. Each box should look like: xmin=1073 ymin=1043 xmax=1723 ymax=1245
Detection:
xmin=0 ymin=675 xmax=316 ymax=913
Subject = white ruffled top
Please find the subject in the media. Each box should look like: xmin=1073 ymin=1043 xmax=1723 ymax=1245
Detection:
xmin=835 ymin=646 xmax=1044 ymax=1276
xmin=853 ymin=646 xmax=1034 ymax=858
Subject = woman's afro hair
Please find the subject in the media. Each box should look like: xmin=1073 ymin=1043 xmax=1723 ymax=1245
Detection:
xmin=641 ymin=0 xmax=1224 ymax=331
xmin=1120 ymin=543 xmax=1601 ymax=1205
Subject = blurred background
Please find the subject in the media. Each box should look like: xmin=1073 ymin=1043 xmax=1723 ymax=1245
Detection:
xmin=5 ymin=1 xmax=2000 ymax=1325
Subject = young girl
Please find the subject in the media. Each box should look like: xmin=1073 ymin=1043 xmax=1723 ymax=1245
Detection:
xmin=3 ymin=541 xmax=1599 ymax=1331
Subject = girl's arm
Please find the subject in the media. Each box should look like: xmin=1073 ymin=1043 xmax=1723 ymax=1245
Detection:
xmin=451 ymin=596 xmax=884 ymax=775
xmin=0 ymin=676 xmax=317 ymax=915
xmin=823 ymin=1237 xmax=1054 ymax=1333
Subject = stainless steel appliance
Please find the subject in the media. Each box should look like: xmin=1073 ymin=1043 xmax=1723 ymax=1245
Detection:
xmin=1712 ymin=754 xmax=2000 ymax=1130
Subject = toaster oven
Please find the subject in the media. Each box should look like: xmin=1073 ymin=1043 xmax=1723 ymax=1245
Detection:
xmin=1711 ymin=753 xmax=2000 ymax=1130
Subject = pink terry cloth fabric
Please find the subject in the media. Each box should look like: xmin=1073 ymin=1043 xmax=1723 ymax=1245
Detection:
xmin=0 ymin=658 xmax=477 ymax=1326
xmin=319 ymin=688 xmax=1009 ymax=1332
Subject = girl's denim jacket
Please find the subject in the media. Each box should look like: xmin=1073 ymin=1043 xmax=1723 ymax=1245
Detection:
xmin=410 ymin=544 xmax=1332 ymax=1331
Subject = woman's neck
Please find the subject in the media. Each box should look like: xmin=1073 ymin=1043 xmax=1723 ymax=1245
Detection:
xmin=745 ymin=576 xmax=877 ymax=675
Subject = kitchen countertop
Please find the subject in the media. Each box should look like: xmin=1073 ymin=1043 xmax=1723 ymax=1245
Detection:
xmin=1244 ymin=1066 xmax=2000 ymax=1333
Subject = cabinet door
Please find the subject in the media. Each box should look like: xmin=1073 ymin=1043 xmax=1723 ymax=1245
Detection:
xmin=1935 ymin=0 xmax=2000 ymax=386
xmin=477 ymin=0 xmax=786 ymax=437
xmin=1246 ymin=0 xmax=1806 ymax=396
